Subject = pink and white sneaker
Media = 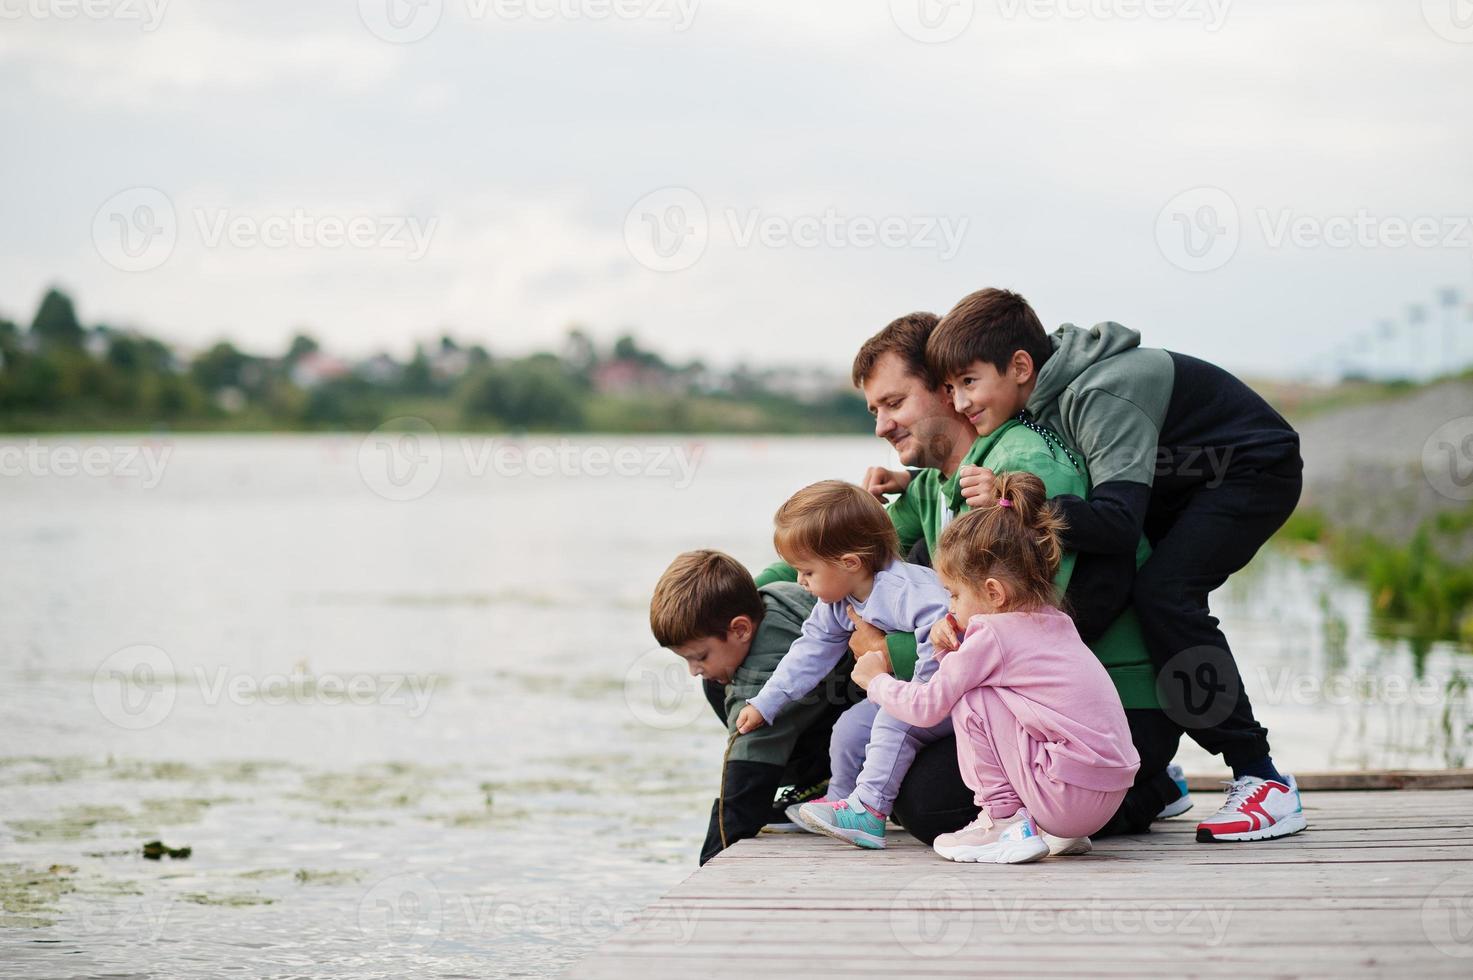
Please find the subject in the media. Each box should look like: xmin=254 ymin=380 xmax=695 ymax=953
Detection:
xmin=1196 ymin=775 xmax=1307 ymax=842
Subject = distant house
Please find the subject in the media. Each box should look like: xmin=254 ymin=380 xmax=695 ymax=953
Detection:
xmin=357 ymin=353 xmax=403 ymax=385
xmin=592 ymin=359 xmax=680 ymax=395
xmin=291 ymin=351 xmax=352 ymax=389
xmin=430 ymin=347 xmax=471 ymax=381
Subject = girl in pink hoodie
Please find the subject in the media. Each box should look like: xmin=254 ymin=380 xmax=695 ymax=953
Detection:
xmin=852 ymin=470 xmax=1140 ymax=864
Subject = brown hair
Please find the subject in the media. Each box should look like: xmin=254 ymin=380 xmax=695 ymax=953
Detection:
xmin=650 ymin=549 xmax=765 ymax=647
xmin=773 ymin=480 xmax=898 ymax=574
xmin=934 ymin=471 xmax=1067 ymax=611
xmin=851 ymin=312 xmax=940 ymax=388
xmin=927 ymin=288 xmax=1052 ymax=382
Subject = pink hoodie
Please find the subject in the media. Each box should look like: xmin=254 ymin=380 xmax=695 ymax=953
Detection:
xmin=868 ymin=607 xmax=1140 ymax=792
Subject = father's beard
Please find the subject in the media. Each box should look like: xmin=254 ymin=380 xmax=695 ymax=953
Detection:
xmin=901 ymin=415 xmax=964 ymax=473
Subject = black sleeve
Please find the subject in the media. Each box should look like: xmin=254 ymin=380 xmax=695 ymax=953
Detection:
xmin=1063 ymin=551 xmax=1137 ymax=645
xmin=1054 ymin=480 xmax=1152 ymax=556
xmin=699 ymin=760 xmax=783 ymax=865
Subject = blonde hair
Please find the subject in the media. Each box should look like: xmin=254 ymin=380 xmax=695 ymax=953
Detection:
xmin=650 ymin=550 xmax=764 ymax=647
xmin=934 ymin=471 xmax=1066 ymax=611
xmin=773 ymin=480 xmax=898 ymax=573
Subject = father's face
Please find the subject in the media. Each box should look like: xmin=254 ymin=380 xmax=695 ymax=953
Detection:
xmin=860 ymin=352 xmax=965 ymax=469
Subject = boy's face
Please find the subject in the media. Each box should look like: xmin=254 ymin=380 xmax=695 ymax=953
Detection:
xmin=672 ymin=616 xmax=754 ymax=685
xmin=944 ymin=355 xmax=1034 ymax=436
xmin=861 ymin=351 xmax=967 ymax=469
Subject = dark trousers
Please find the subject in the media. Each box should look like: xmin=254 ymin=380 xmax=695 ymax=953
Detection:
xmin=891 ymin=708 xmax=1186 ymax=844
xmin=1132 ymin=457 xmax=1303 ymax=767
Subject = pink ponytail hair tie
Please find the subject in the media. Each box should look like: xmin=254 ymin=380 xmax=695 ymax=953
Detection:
xmin=997 ymin=497 xmax=1012 ymax=508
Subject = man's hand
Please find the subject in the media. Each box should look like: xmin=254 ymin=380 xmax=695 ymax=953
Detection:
xmin=929 ymin=613 xmax=961 ymax=653
xmin=958 ymin=465 xmax=998 ymax=509
xmin=735 ymin=704 xmax=767 ymax=735
xmin=852 ymin=650 xmax=891 ymax=690
xmin=846 ymin=606 xmax=890 ymax=670
xmin=862 ymin=466 xmax=912 ymax=500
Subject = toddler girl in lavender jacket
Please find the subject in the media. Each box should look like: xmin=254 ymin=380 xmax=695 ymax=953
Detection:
xmin=853 ymin=470 xmax=1140 ymax=863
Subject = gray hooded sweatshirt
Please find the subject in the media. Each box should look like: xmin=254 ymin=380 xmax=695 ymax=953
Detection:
xmin=1026 ymin=322 xmax=1299 ymax=556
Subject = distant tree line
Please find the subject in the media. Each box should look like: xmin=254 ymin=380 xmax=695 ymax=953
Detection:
xmin=0 ymin=288 xmax=870 ymax=434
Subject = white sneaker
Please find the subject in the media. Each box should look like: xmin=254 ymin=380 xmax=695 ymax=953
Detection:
xmin=1043 ymin=834 xmax=1092 ymax=856
xmin=1196 ymin=774 xmax=1307 ymax=842
xmin=933 ymin=808 xmax=1049 ymax=864
xmin=1156 ymin=763 xmax=1193 ymax=819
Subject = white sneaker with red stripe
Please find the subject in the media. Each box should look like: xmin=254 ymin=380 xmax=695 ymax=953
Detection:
xmin=1195 ymin=774 xmax=1307 ymax=842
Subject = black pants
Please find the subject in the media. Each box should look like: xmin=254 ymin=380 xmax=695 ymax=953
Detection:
xmin=1132 ymin=457 xmax=1303 ymax=768
xmin=891 ymin=709 xmax=1186 ymax=844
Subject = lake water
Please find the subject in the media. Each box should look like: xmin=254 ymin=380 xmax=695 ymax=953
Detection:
xmin=2 ymin=433 xmax=1470 ymax=978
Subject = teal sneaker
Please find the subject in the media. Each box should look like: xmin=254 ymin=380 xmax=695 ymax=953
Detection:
xmin=1156 ymin=763 xmax=1193 ymax=819
xmin=797 ymin=794 xmax=887 ymax=849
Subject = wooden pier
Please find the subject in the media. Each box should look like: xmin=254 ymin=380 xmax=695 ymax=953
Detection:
xmin=570 ymin=781 xmax=1473 ymax=978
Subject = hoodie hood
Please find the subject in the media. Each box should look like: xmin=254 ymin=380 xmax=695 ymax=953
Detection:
xmin=758 ymin=581 xmax=816 ymax=634
xmin=1028 ymin=322 xmax=1142 ymax=414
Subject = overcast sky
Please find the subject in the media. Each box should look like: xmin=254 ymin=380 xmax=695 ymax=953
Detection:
xmin=3 ymin=0 xmax=1471 ymax=377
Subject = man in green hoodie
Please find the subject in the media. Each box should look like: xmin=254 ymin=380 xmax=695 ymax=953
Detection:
xmin=930 ymin=288 xmax=1307 ymax=844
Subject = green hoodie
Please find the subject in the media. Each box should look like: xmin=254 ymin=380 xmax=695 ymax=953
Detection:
xmin=1026 ymin=322 xmax=1174 ymax=489
xmin=754 ymin=420 xmax=1159 ymax=707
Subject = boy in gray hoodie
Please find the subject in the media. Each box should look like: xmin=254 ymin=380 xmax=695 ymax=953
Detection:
xmin=929 ymin=288 xmax=1307 ymax=844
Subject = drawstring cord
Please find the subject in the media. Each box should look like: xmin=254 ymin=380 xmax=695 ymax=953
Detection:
xmin=718 ymin=730 xmax=739 ymax=850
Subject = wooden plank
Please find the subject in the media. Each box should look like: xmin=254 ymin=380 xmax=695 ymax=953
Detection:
xmin=1184 ymin=768 xmax=1473 ymax=791
xmin=567 ymin=788 xmax=1473 ymax=979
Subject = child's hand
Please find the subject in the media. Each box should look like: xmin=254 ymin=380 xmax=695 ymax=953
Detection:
xmin=852 ymin=650 xmax=890 ymax=690
xmin=735 ymin=705 xmax=766 ymax=734
xmin=862 ymin=466 xmax=912 ymax=500
xmin=958 ymin=465 xmax=998 ymax=508
xmin=846 ymin=606 xmax=888 ymax=665
xmin=929 ymin=614 xmax=961 ymax=653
